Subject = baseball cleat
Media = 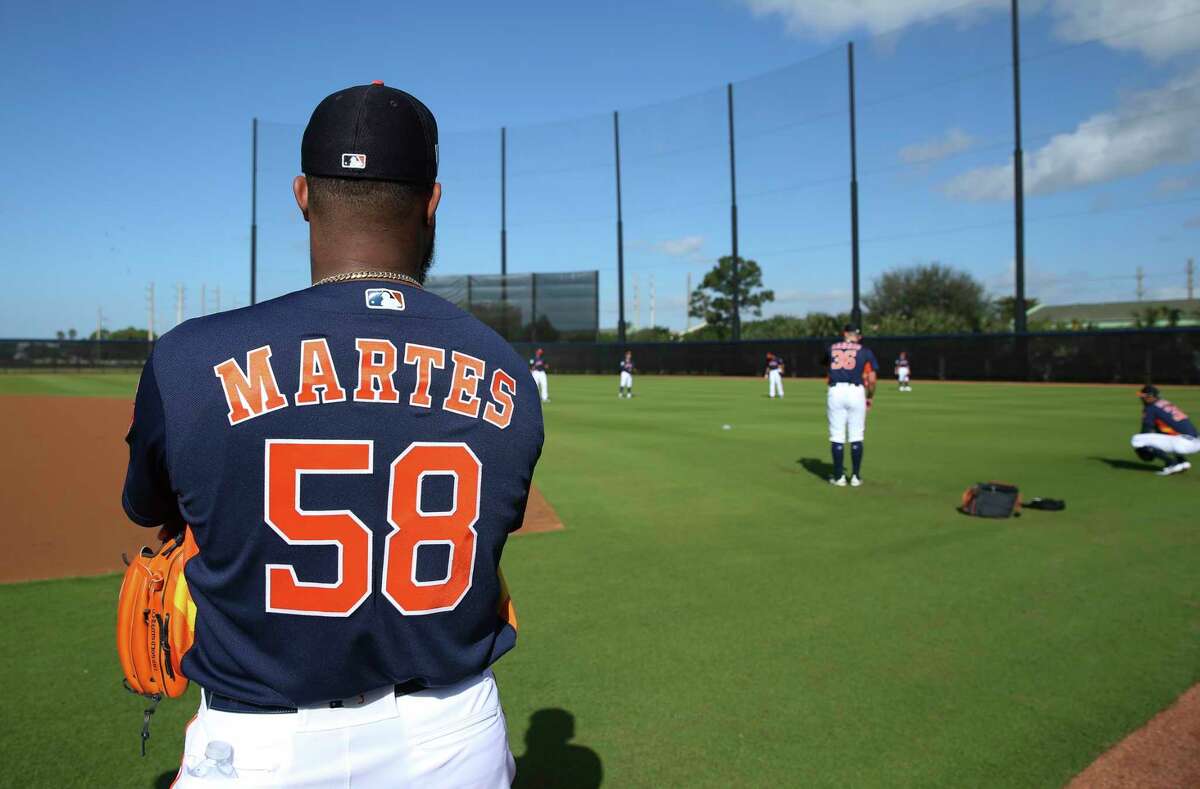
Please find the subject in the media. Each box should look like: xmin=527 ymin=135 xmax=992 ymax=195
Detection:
xmin=830 ymin=476 xmax=848 ymax=487
xmin=1179 ymin=461 xmax=1192 ymax=472
xmin=850 ymin=475 xmax=862 ymax=487
xmin=1157 ymin=463 xmax=1185 ymax=476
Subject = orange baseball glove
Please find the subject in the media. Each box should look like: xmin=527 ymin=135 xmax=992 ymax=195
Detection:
xmin=116 ymin=527 xmax=198 ymax=754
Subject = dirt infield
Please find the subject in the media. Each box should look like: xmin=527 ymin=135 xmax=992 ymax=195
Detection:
xmin=1068 ymin=684 xmax=1200 ymax=788
xmin=0 ymin=395 xmax=562 ymax=583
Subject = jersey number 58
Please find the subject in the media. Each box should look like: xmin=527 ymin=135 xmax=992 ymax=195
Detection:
xmin=263 ymin=440 xmax=480 ymax=617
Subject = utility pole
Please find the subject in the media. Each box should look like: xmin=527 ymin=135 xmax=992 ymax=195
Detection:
xmin=1137 ymin=266 xmax=1145 ymax=301
xmin=848 ymin=42 xmax=862 ymax=329
xmin=215 ymin=285 xmax=221 ymax=313
xmin=649 ymin=274 xmax=656 ymax=329
xmin=96 ymin=306 xmax=105 ymax=341
xmin=146 ymin=283 xmax=155 ymax=341
xmin=1188 ymin=258 xmax=1194 ymax=300
xmin=632 ymin=273 xmax=639 ymax=331
xmin=176 ymin=283 xmax=184 ymax=326
xmin=201 ymin=284 xmax=207 ymax=317
xmin=726 ymin=82 xmax=741 ymax=341
xmin=613 ymin=111 xmax=627 ymax=345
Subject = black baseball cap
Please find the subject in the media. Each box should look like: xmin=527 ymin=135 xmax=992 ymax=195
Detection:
xmin=842 ymin=323 xmax=860 ymax=334
xmin=301 ymin=81 xmax=438 ymax=185
xmin=1139 ymin=384 xmax=1159 ymax=397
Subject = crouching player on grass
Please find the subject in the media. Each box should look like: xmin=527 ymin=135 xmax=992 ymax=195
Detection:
xmin=1132 ymin=384 xmax=1200 ymax=476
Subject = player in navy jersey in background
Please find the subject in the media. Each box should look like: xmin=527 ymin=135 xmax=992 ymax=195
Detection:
xmin=123 ymin=82 xmax=543 ymax=787
xmin=1132 ymin=384 xmax=1200 ymax=476
xmin=765 ymin=352 xmax=785 ymax=398
xmin=825 ymin=325 xmax=878 ymax=487
xmin=530 ymin=348 xmax=549 ymax=402
xmin=619 ymin=351 xmax=635 ymax=398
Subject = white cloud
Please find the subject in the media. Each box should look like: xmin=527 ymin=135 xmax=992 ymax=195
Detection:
xmin=1050 ymin=0 xmax=1200 ymax=62
xmin=740 ymin=0 xmax=1008 ymax=38
xmin=740 ymin=0 xmax=1199 ymax=61
xmin=944 ymin=67 xmax=1200 ymax=201
xmin=654 ymin=235 xmax=705 ymax=257
xmin=899 ymin=128 xmax=976 ymax=164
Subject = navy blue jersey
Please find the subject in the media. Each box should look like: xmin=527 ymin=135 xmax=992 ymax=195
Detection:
xmin=530 ymin=357 xmax=546 ymax=372
xmin=895 ymin=356 xmax=910 ymax=370
xmin=620 ymin=359 xmax=634 ymax=374
xmin=123 ymin=281 xmax=543 ymax=707
xmin=767 ymin=357 xmax=781 ymax=372
xmin=1142 ymin=398 xmax=1198 ymax=437
xmin=827 ymin=341 xmax=878 ymax=386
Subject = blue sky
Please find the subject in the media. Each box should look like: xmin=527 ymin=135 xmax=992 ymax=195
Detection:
xmin=2 ymin=0 xmax=1199 ymax=336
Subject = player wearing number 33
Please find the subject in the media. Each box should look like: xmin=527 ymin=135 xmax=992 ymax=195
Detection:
xmin=122 ymin=82 xmax=543 ymax=787
xmin=824 ymin=324 xmax=878 ymax=487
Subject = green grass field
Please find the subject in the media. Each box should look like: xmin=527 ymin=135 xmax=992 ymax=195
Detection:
xmin=2 ymin=373 xmax=1198 ymax=787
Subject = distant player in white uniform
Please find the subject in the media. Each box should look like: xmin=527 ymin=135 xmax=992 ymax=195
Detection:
xmin=825 ymin=325 xmax=878 ymax=487
xmin=530 ymin=348 xmax=549 ymax=403
xmin=765 ymin=352 xmax=785 ymax=398
xmin=895 ymin=351 xmax=912 ymax=392
xmin=619 ymin=351 xmax=635 ymax=398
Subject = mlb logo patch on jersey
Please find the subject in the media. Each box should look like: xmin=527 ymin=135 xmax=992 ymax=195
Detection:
xmin=341 ymin=153 xmax=367 ymax=170
xmin=365 ymin=288 xmax=406 ymax=311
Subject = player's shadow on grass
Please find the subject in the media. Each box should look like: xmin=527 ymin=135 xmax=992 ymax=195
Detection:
xmin=154 ymin=770 xmax=176 ymax=788
xmin=513 ymin=708 xmax=603 ymax=788
xmin=797 ymin=457 xmax=834 ymax=481
xmin=1090 ymin=456 xmax=1161 ymax=473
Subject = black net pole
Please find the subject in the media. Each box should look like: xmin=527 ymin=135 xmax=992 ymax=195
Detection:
xmin=531 ymin=272 xmax=538 ymax=342
xmin=1011 ymin=0 xmax=1027 ymax=335
xmin=500 ymin=126 xmax=508 ymax=277
xmin=250 ymin=117 xmax=258 ymax=305
xmin=727 ymin=83 xmax=740 ymax=342
xmin=614 ymin=110 xmax=627 ymax=346
xmin=500 ymin=127 xmax=508 ymax=338
xmin=847 ymin=44 xmax=861 ymax=328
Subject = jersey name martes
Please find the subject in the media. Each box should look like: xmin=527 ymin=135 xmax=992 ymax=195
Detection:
xmin=212 ymin=338 xmax=518 ymax=430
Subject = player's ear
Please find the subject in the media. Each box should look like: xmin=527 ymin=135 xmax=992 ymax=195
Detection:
xmin=426 ymin=183 xmax=442 ymax=227
xmin=293 ymin=176 xmax=310 ymax=223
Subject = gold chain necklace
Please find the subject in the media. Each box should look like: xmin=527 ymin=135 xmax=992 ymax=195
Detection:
xmin=312 ymin=270 xmax=423 ymax=289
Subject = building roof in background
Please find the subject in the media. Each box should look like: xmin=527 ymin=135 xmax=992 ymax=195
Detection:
xmin=1027 ymin=299 xmax=1200 ymax=327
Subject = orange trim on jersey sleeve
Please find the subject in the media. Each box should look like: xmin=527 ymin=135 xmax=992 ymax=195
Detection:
xmin=497 ymin=568 xmax=517 ymax=632
xmin=1155 ymin=419 xmax=1180 ymax=435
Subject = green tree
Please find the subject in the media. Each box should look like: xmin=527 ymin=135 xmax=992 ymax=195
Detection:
xmin=992 ymin=296 xmax=1040 ymax=329
xmin=93 ymin=326 xmax=151 ymax=341
xmin=863 ymin=263 xmax=990 ymax=333
xmin=688 ymin=256 xmax=774 ymax=340
xmin=67 ymin=328 xmax=77 ymax=340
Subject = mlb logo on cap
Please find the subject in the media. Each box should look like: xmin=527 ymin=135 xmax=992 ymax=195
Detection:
xmin=341 ymin=153 xmax=367 ymax=170
xmin=365 ymin=288 xmax=405 ymax=311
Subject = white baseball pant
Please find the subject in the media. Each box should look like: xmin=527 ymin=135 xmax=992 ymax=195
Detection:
xmin=898 ymin=368 xmax=910 ymax=384
xmin=531 ymin=369 xmax=549 ymax=401
xmin=768 ymin=369 xmax=784 ymax=398
xmin=620 ymin=371 xmax=633 ymax=390
xmin=1131 ymin=432 xmax=1200 ymax=456
xmin=828 ymin=383 xmax=867 ymax=443
xmin=171 ymin=670 xmax=513 ymax=788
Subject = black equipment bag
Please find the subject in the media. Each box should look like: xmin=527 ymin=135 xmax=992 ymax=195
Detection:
xmin=960 ymin=482 xmax=1021 ymax=518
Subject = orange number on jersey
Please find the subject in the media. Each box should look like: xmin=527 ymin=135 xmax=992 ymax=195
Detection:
xmin=831 ymin=349 xmax=858 ymax=370
xmin=383 ymin=443 xmax=480 ymax=614
xmin=263 ymin=441 xmax=480 ymax=617
xmin=264 ymin=440 xmax=374 ymax=617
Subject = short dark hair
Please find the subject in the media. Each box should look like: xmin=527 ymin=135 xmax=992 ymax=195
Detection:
xmin=1140 ymin=384 xmax=1160 ymax=398
xmin=307 ymin=175 xmax=431 ymax=222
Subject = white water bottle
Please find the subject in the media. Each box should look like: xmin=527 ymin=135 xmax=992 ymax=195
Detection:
xmin=187 ymin=740 xmax=238 ymax=780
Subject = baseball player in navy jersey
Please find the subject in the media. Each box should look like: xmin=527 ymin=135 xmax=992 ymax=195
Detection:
xmin=894 ymin=351 xmax=912 ymax=392
xmin=619 ymin=350 xmax=635 ymax=398
xmin=1132 ymin=384 xmax=1199 ymax=476
xmin=123 ymin=82 xmax=543 ymax=787
xmin=765 ymin=352 xmax=785 ymax=398
xmin=530 ymin=348 xmax=549 ymax=403
xmin=825 ymin=325 xmax=878 ymax=487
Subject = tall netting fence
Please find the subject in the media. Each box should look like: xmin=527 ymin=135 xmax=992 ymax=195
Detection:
xmin=235 ymin=0 xmax=1200 ymax=361
xmin=425 ymin=271 xmax=599 ymax=342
